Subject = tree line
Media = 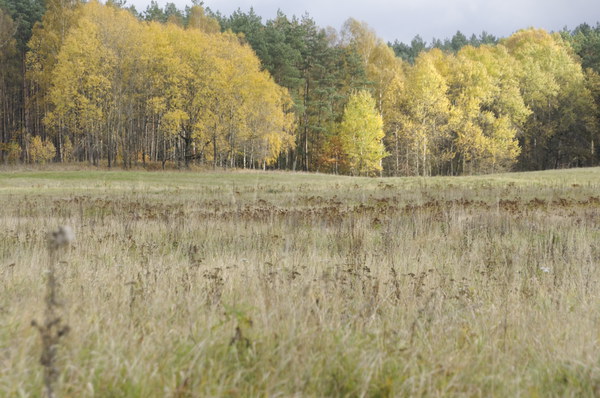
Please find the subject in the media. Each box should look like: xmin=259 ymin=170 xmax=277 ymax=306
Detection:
xmin=0 ymin=0 xmax=599 ymax=175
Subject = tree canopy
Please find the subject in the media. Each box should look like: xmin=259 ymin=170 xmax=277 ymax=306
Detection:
xmin=338 ymin=90 xmax=386 ymax=175
xmin=0 ymin=0 xmax=598 ymax=174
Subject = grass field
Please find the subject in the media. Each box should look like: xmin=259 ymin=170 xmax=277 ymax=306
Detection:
xmin=1 ymin=167 xmax=600 ymax=397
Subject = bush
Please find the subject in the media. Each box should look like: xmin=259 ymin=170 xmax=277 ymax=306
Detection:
xmin=0 ymin=141 xmax=22 ymax=163
xmin=29 ymin=136 xmax=56 ymax=163
xmin=62 ymin=136 xmax=74 ymax=162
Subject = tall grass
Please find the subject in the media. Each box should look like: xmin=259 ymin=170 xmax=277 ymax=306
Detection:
xmin=1 ymin=168 xmax=600 ymax=396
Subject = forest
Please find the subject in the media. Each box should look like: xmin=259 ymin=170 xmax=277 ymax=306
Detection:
xmin=0 ymin=0 xmax=599 ymax=175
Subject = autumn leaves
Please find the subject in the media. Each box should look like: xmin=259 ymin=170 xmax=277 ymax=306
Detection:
xmin=382 ymin=30 xmax=597 ymax=175
xmin=30 ymin=1 xmax=294 ymax=168
xmin=21 ymin=1 xmax=600 ymax=174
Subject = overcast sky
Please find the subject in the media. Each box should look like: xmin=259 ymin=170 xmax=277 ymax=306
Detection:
xmin=129 ymin=0 xmax=600 ymax=43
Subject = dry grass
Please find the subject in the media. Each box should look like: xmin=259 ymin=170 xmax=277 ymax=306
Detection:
xmin=1 ymin=168 xmax=600 ymax=397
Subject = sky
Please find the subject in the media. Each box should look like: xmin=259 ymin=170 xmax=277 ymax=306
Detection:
xmin=129 ymin=0 xmax=600 ymax=43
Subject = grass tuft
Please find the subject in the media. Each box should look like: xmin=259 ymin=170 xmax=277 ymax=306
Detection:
xmin=1 ymin=167 xmax=600 ymax=396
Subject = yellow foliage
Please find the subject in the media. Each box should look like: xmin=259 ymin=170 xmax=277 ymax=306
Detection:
xmin=0 ymin=141 xmax=21 ymax=163
xmin=338 ymin=90 xmax=386 ymax=175
xmin=41 ymin=1 xmax=294 ymax=167
xmin=28 ymin=136 xmax=56 ymax=163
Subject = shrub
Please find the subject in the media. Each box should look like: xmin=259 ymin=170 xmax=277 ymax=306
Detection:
xmin=0 ymin=141 xmax=22 ymax=163
xmin=29 ymin=136 xmax=56 ymax=163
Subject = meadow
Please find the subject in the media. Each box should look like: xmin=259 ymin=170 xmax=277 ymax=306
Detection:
xmin=1 ymin=167 xmax=600 ymax=397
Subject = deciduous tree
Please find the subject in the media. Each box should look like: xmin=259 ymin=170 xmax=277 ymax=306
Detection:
xmin=338 ymin=90 xmax=386 ymax=175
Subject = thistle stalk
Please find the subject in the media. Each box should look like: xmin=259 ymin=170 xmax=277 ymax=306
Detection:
xmin=32 ymin=226 xmax=74 ymax=398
